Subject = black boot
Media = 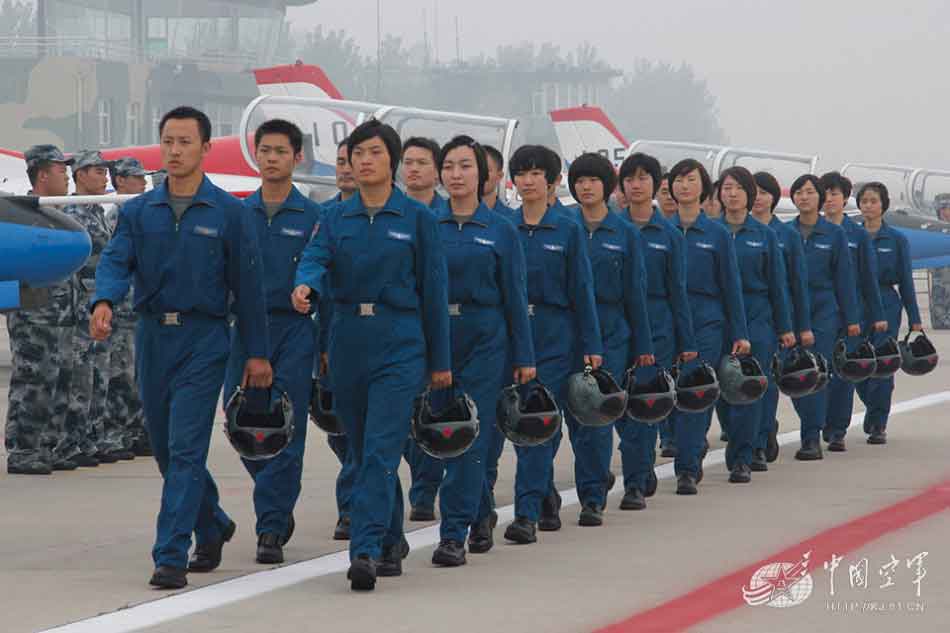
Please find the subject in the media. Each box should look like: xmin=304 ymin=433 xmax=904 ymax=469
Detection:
xmin=766 ymin=423 xmax=780 ymax=462
xmin=73 ymin=453 xmax=100 ymax=468
xmin=794 ymin=438 xmax=823 ymax=461
xmin=676 ymin=473 xmax=697 ymax=495
xmin=751 ymin=449 xmax=768 ymax=472
xmin=538 ymin=489 xmax=562 ymax=531
xmin=578 ymin=502 xmax=603 ymax=527
xmin=828 ymin=437 xmax=847 ymax=452
xmin=7 ymin=458 xmax=52 ymax=475
xmin=188 ymin=520 xmax=236 ymax=572
xmin=504 ymin=517 xmax=537 ymax=544
xmin=149 ymin=565 xmax=187 ymax=589
xmin=619 ymin=487 xmax=646 ymax=511
xmin=660 ymin=439 xmax=677 ymax=458
xmin=432 ymin=540 xmax=467 ymax=567
xmin=333 ymin=515 xmax=351 ymax=541
xmin=729 ymin=463 xmax=752 ymax=483
xmin=409 ymin=504 xmax=435 ymax=521
xmin=644 ymin=469 xmax=658 ymax=497
xmin=468 ymin=511 xmax=497 ymax=554
xmin=377 ymin=541 xmax=405 ymax=577
xmin=868 ymin=426 xmax=887 ymax=445
xmin=347 ymin=555 xmax=376 ymax=591
xmin=256 ymin=533 xmax=283 ymax=564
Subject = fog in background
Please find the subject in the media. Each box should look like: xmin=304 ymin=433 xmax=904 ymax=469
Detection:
xmin=290 ymin=0 xmax=949 ymax=171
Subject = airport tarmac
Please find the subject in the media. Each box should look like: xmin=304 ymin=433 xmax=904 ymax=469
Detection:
xmin=1 ymin=314 xmax=948 ymax=633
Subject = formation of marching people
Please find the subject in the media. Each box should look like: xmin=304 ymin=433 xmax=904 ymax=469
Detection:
xmin=5 ymin=106 xmax=938 ymax=593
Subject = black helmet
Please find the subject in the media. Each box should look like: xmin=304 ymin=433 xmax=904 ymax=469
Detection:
xmin=224 ymin=387 xmax=294 ymax=461
xmin=411 ymin=388 xmax=480 ymax=459
xmin=833 ymin=338 xmax=876 ymax=383
xmin=671 ymin=360 xmax=720 ymax=413
xmin=772 ymin=346 xmax=820 ymax=398
xmin=813 ymin=351 xmax=830 ymax=393
xmin=623 ymin=366 xmax=677 ymax=424
xmin=496 ymin=380 xmax=562 ymax=447
xmin=899 ymin=331 xmax=938 ymax=376
xmin=872 ymin=336 xmax=902 ymax=378
xmin=309 ymin=378 xmax=345 ymax=436
xmin=718 ymin=354 xmax=768 ymax=405
xmin=566 ymin=366 xmax=628 ymax=427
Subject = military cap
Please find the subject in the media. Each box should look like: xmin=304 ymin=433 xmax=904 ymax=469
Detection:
xmin=71 ymin=150 xmax=112 ymax=171
xmin=112 ymin=157 xmax=149 ymax=177
xmin=24 ymin=144 xmax=73 ymax=168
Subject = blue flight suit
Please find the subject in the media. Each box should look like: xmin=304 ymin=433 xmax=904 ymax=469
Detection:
xmin=789 ymin=216 xmax=860 ymax=442
xmin=825 ymin=216 xmax=885 ymax=441
xmin=616 ymin=209 xmax=695 ymax=492
xmin=570 ymin=209 xmax=654 ymax=507
xmin=759 ymin=216 xmax=812 ymax=451
xmin=93 ymin=176 xmax=268 ymax=570
xmin=855 ymin=221 xmax=922 ymax=430
xmin=222 ymin=186 xmax=319 ymax=539
xmin=512 ymin=206 xmax=602 ymax=522
xmin=669 ymin=212 xmax=748 ymax=478
xmin=403 ymin=191 xmax=450 ymax=512
xmin=436 ymin=202 xmax=534 ymax=542
xmin=317 ymin=195 xmax=355 ymax=523
xmin=295 ymin=187 xmax=450 ymax=562
xmin=716 ymin=215 xmax=792 ymax=468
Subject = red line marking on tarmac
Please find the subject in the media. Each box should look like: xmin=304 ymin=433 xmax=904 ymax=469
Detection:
xmin=595 ymin=475 xmax=950 ymax=633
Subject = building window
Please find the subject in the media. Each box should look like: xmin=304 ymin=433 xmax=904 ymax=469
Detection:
xmin=97 ymin=98 xmax=112 ymax=146
xmin=125 ymin=102 xmax=140 ymax=146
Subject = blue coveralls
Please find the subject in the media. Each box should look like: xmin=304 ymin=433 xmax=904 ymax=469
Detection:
xmin=616 ymin=209 xmax=695 ymax=492
xmin=825 ymin=216 xmax=885 ymax=441
xmin=789 ymin=216 xmax=860 ymax=442
xmin=759 ymin=216 xmax=812 ymax=451
xmin=855 ymin=222 xmax=922 ymax=430
xmin=317 ymin=194 xmax=355 ymax=523
xmin=669 ymin=212 xmax=748 ymax=478
xmin=716 ymin=215 xmax=792 ymax=468
xmin=93 ymin=176 xmax=268 ymax=570
xmin=295 ymin=187 xmax=450 ymax=562
xmin=435 ymin=202 xmax=534 ymax=542
xmin=404 ymin=191 xmax=450 ymax=512
xmin=222 ymin=186 xmax=319 ymax=539
xmin=571 ymin=209 xmax=654 ymax=507
xmin=512 ymin=206 xmax=602 ymax=522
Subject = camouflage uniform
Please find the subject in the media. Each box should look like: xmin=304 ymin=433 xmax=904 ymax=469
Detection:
xmin=931 ymin=267 xmax=950 ymax=329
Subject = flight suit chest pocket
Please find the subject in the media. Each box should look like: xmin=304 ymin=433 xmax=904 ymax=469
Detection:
xmin=270 ymin=227 xmax=309 ymax=289
xmin=132 ymin=228 xmax=174 ymax=280
xmin=875 ymin=243 xmax=898 ymax=280
xmin=186 ymin=224 xmax=225 ymax=289
xmin=593 ymin=245 xmax=624 ymax=301
xmin=539 ymin=240 xmax=568 ymax=304
xmin=807 ymin=241 xmax=833 ymax=276
xmin=738 ymin=241 xmax=766 ymax=278
xmin=687 ymin=241 xmax=717 ymax=293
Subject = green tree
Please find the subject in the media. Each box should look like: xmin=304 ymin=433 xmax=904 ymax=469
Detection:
xmin=296 ymin=26 xmax=369 ymax=99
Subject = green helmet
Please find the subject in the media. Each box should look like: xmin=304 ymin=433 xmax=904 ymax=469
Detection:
xmin=718 ymin=354 xmax=768 ymax=405
xmin=566 ymin=366 xmax=627 ymax=427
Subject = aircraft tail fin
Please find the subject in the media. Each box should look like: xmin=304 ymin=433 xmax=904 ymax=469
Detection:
xmin=253 ymin=62 xmax=344 ymax=99
xmin=550 ymin=105 xmax=628 ymax=166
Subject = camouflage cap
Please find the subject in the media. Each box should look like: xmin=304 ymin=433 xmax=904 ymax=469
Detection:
xmin=934 ymin=193 xmax=950 ymax=208
xmin=24 ymin=144 xmax=73 ymax=168
xmin=71 ymin=150 xmax=112 ymax=171
xmin=112 ymin=157 xmax=149 ymax=177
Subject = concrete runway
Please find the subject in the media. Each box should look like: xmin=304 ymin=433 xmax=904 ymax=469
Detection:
xmin=2 ymin=314 xmax=949 ymax=633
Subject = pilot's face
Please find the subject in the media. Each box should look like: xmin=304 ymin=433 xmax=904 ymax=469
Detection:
xmin=574 ymin=176 xmax=605 ymax=207
xmin=720 ymin=175 xmax=747 ymax=214
xmin=752 ymin=185 xmax=774 ymax=220
xmin=672 ymin=168 xmax=703 ymax=206
xmin=793 ymin=181 xmax=820 ymax=214
xmin=335 ymin=144 xmax=356 ymax=194
xmin=514 ymin=168 xmax=548 ymax=205
xmin=160 ymin=118 xmax=210 ymax=179
xmin=938 ymin=206 xmax=950 ymax=223
xmin=440 ymin=145 xmax=479 ymax=201
xmin=824 ymin=187 xmax=846 ymax=215
xmin=350 ymin=136 xmax=392 ymax=188
xmin=402 ymin=147 xmax=438 ymax=192
xmin=859 ymin=189 xmax=884 ymax=222
xmin=624 ymin=168 xmax=654 ymax=206
xmin=484 ymin=155 xmax=503 ymax=197
xmin=255 ymin=133 xmax=300 ymax=184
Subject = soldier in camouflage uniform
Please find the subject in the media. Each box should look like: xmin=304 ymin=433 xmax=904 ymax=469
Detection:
xmin=931 ymin=194 xmax=950 ymax=329
xmin=62 ymin=150 xmax=134 ymax=462
xmin=105 ymin=157 xmax=150 ymax=455
xmin=5 ymin=145 xmax=95 ymax=474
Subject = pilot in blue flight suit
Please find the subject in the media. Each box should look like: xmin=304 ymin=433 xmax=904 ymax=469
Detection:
xmin=668 ymin=159 xmax=749 ymax=495
xmin=716 ymin=167 xmax=794 ymax=481
xmin=788 ymin=174 xmax=861 ymax=461
xmin=567 ymin=153 xmax=654 ymax=526
xmin=293 ymin=119 xmax=451 ymax=592
xmin=853 ymin=182 xmax=923 ymax=443
xmin=616 ymin=153 xmax=696 ymax=510
xmin=820 ymin=172 xmax=886 ymax=450
xmin=90 ymin=107 xmax=272 ymax=590
xmin=751 ymin=171 xmax=813 ymax=464
xmin=431 ymin=136 xmax=535 ymax=565
xmin=503 ymin=145 xmax=602 ymax=544
xmin=221 ymin=120 xmax=320 ymax=564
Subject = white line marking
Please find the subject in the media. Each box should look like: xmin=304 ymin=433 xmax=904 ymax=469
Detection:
xmin=39 ymin=391 xmax=950 ymax=633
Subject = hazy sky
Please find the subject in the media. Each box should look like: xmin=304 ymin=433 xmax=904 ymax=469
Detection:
xmin=288 ymin=0 xmax=950 ymax=171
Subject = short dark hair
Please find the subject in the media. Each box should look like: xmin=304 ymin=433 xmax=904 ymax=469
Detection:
xmin=255 ymin=118 xmax=304 ymax=155
xmin=346 ymin=118 xmax=402 ymax=177
xmin=438 ymin=135 xmax=489 ymax=201
xmin=667 ymin=159 xmax=713 ymax=203
xmin=568 ymin=152 xmax=617 ymax=203
xmin=337 ymin=137 xmax=349 ymax=151
xmin=159 ymin=106 xmax=212 ymax=143
xmin=717 ymin=166 xmax=757 ymax=212
xmin=753 ymin=171 xmax=782 ymax=213
xmin=483 ymin=144 xmax=504 ymax=171
xmin=618 ymin=153 xmax=662 ymax=196
xmin=509 ymin=144 xmax=560 ymax=184
xmin=403 ymin=137 xmax=441 ymax=163
xmin=818 ymin=171 xmax=853 ymax=199
xmin=856 ymin=181 xmax=890 ymax=212
xmin=790 ymin=174 xmax=825 ymax=210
